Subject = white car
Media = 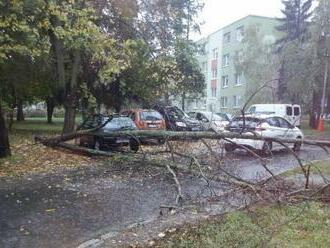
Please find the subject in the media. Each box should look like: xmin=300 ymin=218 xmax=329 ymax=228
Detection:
xmin=224 ymin=115 xmax=304 ymax=153
xmin=191 ymin=111 xmax=229 ymax=132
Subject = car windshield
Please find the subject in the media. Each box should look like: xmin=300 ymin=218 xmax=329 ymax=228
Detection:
xmin=228 ymin=117 xmax=261 ymax=129
xmin=166 ymin=107 xmax=188 ymax=120
xmin=140 ymin=111 xmax=162 ymax=121
xmin=203 ymin=112 xmax=226 ymax=121
xmin=104 ymin=117 xmax=136 ymax=130
xmin=216 ymin=113 xmax=230 ymax=122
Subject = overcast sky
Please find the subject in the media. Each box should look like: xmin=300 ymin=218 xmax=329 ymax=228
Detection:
xmin=192 ymin=0 xmax=284 ymax=40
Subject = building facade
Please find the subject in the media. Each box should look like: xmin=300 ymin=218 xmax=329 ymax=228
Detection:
xmin=183 ymin=15 xmax=280 ymax=114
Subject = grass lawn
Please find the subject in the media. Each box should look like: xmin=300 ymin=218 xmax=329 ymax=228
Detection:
xmin=282 ymin=160 xmax=330 ymax=178
xmin=300 ymin=119 xmax=330 ymax=137
xmin=155 ymin=202 xmax=330 ymax=248
xmin=10 ymin=117 xmax=82 ymax=133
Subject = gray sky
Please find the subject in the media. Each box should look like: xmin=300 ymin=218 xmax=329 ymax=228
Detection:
xmin=192 ymin=0 xmax=284 ymax=40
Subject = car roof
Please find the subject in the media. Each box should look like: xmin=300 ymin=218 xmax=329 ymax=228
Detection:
xmin=235 ymin=114 xmax=285 ymax=120
xmin=121 ymin=108 xmax=158 ymax=112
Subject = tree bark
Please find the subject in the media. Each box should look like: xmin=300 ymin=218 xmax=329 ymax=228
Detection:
xmin=16 ymin=99 xmax=24 ymax=122
xmin=0 ymin=100 xmax=11 ymax=158
xmin=310 ymin=90 xmax=320 ymax=129
xmin=46 ymin=97 xmax=55 ymax=124
xmin=62 ymin=101 xmax=76 ymax=134
xmin=62 ymin=50 xmax=81 ymax=134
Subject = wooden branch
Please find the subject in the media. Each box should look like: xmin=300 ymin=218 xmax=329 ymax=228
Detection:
xmin=57 ymin=143 xmax=114 ymax=157
xmin=165 ymin=163 xmax=183 ymax=206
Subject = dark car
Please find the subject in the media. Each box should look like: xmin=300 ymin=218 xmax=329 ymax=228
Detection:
xmin=153 ymin=105 xmax=203 ymax=131
xmin=78 ymin=114 xmax=139 ymax=152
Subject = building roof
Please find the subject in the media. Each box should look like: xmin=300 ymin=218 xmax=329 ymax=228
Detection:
xmin=197 ymin=15 xmax=278 ymax=43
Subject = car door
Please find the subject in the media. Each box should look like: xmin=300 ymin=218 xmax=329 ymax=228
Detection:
xmin=285 ymin=106 xmax=294 ymax=125
xmin=264 ymin=117 xmax=281 ymax=138
xmin=276 ymin=117 xmax=295 ymax=139
xmin=293 ymin=105 xmax=301 ymax=126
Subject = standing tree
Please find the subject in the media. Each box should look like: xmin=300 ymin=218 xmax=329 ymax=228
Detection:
xmin=276 ymin=0 xmax=313 ymax=101
xmin=0 ymin=0 xmax=48 ymax=157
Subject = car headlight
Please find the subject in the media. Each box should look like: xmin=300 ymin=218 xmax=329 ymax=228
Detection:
xmin=176 ymin=121 xmax=187 ymax=127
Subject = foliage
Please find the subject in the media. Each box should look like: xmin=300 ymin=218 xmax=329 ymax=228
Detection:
xmin=276 ymin=0 xmax=313 ymax=44
xmin=234 ymin=24 xmax=279 ymax=104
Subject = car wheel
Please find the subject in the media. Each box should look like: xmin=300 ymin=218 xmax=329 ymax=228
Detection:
xmin=129 ymin=138 xmax=140 ymax=152
xmin=224 ymin=143 xmax=236 ymax=152
xmin=293 ymin=138 xmax=302 ymax=152
xmin=262 ymin=141 xmax=272 ymax=155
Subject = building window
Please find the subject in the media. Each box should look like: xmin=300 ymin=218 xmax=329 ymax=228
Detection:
xmin=211 ymin=88 xmax=217 ymax=97
xmin=212 ymin=48 xmax=218 ymax=59
xmin=211 ymin=79 xmax=217 ymax=97
xmin=222 ymin=75 xmax=229 ymax=88
xmin=233 ymin=95 xmax=242 ymax=107
xmin=235 ymin=72 xmax=243 ymax=85
xmin=222 ymin=54 xmax=229 ymax=67
xmin=235 ymin=50 xmax=244 ymax=62
xmin=211 ymin=68 xmax=218 ymax=78
xmin=236 ymin=26 xmax=244 ymax=42
xmin=223 ymin=32 xmax=231 ymax=43
xmin=221 ymin=97 xmax=228 ymax=108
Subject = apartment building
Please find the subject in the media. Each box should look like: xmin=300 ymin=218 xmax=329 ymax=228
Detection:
xmin=183 ymin=15 xmax=279 ymax=113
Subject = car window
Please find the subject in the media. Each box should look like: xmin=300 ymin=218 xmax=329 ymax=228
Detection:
xmin=217 ymin=113 xmax=230 ymax=122
xmin=294 ymin=107 xmax=300 ymax=116
xmin=277 ymin=117 xmax=291 ymax=129
xmin=248 ymin=106 xmax=256 ymax=114
xmin=286 ymin=106 xmax=293 ymax=116
xmin=266 ymin=117 xmax=280 ymax=127
xmin=80 ymin=114 xmax=106 ymax=129
xmin=229 ymin=117 xmax=261 ymax=129
xmin=203 ymin=113 xmax=225 ymax=121
xmin=104 ymin=117 xmax=136 ymax=129
xmin=130 ymin=112 xmax=136 ymax=121
xmin=196 ymin=113 xmax=202 ymax=120
xmin=166 ymin=107 xmax=187 ymax=120
xmin=140 ymin=111 xmax=163 ymax=121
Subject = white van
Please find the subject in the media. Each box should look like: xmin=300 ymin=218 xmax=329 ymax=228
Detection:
xmin=247 ymin=104 xmax=301 ymax=127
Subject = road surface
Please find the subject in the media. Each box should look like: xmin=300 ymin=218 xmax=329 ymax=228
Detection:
xmin=0 ymin=144 xmax=328 ymax=248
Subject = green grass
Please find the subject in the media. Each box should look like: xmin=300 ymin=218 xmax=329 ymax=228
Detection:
xmin=300 ymin=119 xmax=330 ymax=136
xmin=10 ymin=117 xmax=82 ymax=133
xmin=157 ymin=202 xmax=330 ymax=248
xmin=282 ymin=160 xmax=330 ymax=178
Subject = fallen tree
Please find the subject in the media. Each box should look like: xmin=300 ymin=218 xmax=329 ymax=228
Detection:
xmin=36 ymin=129 xmax=330 ymax=149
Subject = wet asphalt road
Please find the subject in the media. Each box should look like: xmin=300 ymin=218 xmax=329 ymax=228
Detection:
xmin=0 ymin=144 xmax=329 ymax=248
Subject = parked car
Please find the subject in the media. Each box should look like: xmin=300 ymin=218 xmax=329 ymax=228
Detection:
xmin=247 ymin=104 xmax=301 ymax=127
xmin=153 ymin=105 xmax=203 ymax=131
xmin=78 ymin=114 xmax=140 ymax=152
xmin=224 ymin=115 xmax=304 ymax=153
xmin=189 ymin=111 xmax=229 ymax=132
xmin=216 ymin=112 xmax=233 ymax=122
xmin=120 ymin=109 xmax=166 ymax=130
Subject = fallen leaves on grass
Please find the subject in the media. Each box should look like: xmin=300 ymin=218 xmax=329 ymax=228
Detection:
xmin=0 ymin=133 xmax=97 ymax=177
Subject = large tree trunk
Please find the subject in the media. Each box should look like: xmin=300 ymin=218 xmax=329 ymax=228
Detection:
xmin=0 ymin=100 xmax=11 ymax=158
xmin=62 ymin=99 xmax=76 ymax=134
xmin=62 ymin=51 xmax=80 ymax=134
xmin=16 ymin=99 xmax=24 ymax=122
xmin=310 ymin=90 xmax=320 ymax=129
xmin=46 ymin=97 xmax=55 ymax=124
